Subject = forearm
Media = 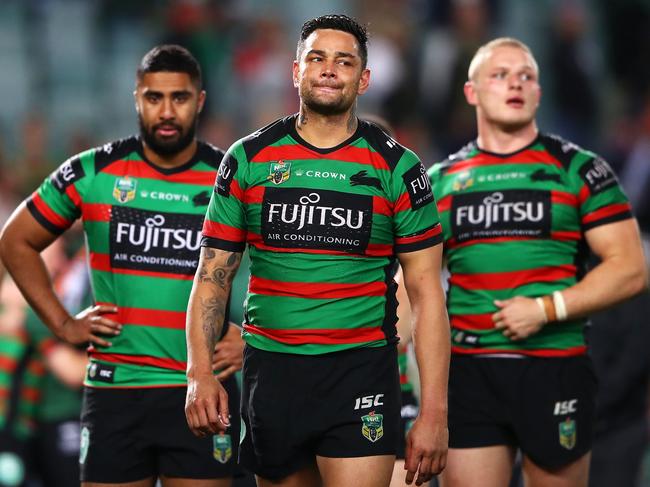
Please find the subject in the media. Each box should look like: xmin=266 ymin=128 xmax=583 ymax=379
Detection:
xmin=0 ymin=240 xmax=69 ymax=335
xmin=186 ymin=248 xmax=241 ymax=379
xmin=412 ymin=292 xmax=450 ymax=419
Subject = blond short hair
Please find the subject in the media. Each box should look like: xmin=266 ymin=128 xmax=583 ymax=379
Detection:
xmin=467 ymin=37 xmax=539 ymax=81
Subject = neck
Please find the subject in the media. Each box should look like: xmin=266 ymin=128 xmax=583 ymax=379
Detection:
xmin=476 ymin=119 xmax=539 ymax=154
xmin=142 ymin=139 xmax=198 ymax=169
xmin=295 ymin=104 xmax=358 ymax=148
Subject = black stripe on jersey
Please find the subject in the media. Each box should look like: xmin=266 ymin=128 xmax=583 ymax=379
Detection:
xmin=196 ymin=141 xmax=226 ymax=169
xmin=395 ymin=232 xmax=444 ymax=254
xmin=26 ymin=200 xmax=67 ymax=235
xmin=50 ymin=156 xmax=84 ymax=194
xmin=94 ymin=136 xmax=141 ymax=173
xmin=436 ymin=141 xmax=477 ymax=177
xmin=539 ymin=133 xmax=582 ymax=170
xmin=380 ymin=257 xmax=400 ymax=345
xmin=201 ymin=236 xmax=246 ymax=253
xmin=582 ymin=209 xmax=633 ymax=231
xmin=242 ymin=116 xmax=294 ymax=163
xmin=359 ymin=120 xmax=406 ymax=172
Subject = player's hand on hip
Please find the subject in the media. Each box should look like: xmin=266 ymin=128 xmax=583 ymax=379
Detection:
xmin=212 ymin=324 xmax=244 ymax=380
xmin=404 ymin=414 xmax=448 ymax=485
xmin=492 ymin=296 xmax=546 ymax=340
xmin=59 ymin=304 xmax=121 ymax=347
xmin=185 ymin=373 xmax=230 ymax=437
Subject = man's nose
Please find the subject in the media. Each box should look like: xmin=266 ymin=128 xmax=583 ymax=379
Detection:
xmin=321 ymin=61 xmax=337 ymax=78
xmin=160 ymin=98 xmax=175 ymax=118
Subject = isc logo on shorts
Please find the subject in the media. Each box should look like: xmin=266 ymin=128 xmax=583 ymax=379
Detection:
xmin=553 ymin=399 xmax=577 ymax=415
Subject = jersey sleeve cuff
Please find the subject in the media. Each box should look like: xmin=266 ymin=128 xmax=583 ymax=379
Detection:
xmin=201 ymin=236 xmax=246 ymax=253
xmin=581 ymin=203 xmax=633 ymax=231
xmin=26 ymin=198 xmax=67 ymax=235
xmin=395 ymin=224 xmax=443 ymax=253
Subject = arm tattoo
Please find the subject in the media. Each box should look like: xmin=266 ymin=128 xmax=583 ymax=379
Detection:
xmin=196 ymin=249 xmax=242 ymax=353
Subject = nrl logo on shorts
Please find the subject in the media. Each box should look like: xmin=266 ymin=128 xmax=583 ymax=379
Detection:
xmin=213 ymin=433 xmax=232 ymax=464
xmin=267 ymin=160 xmax=291 ymax=185
xmin=558 ymin=417 xmax=576 ymax=450
xmin=113 ymin=176 xmax=137 ymax=203
xmin=361 ymin=411 xmax=384 ymax=443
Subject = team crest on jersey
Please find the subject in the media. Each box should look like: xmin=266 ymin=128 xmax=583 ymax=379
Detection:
xmin=452 ymin=170 xmax=474 ymax=191
xmin=113 ymin=176 xmax=137 ymax=203
xmin=267 ymin=160 xmax=291 ymax=185
xmin=361 ymin=411 xmax=384 ymax=443
xmin=559 ymin=418 xmax=576 ymax=450
xmin=213 ymin=433 xmax=232 ymax=464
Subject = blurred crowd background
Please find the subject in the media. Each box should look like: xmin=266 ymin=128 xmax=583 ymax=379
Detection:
xmin=0 ymin=0 xmax=649 ymax=485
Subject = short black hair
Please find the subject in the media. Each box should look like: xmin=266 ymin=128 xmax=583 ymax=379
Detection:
xmin=136 ymin=44 xmax=202 ymax=88
xmin=297 ymin=14 xmax=368 ymax=68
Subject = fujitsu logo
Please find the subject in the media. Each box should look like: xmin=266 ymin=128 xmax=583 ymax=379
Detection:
xmin=584 ymin=158 xmax=613 ymax=186
xmin=455 ymin=192 xmax=545 ymax=229
xmin=115 ymin=214 xmax=202 ymax=253
xmin=267 ymin=192 xmax=365 ymax=231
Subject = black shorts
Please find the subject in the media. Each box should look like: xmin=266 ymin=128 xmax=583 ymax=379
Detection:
xmin=33 ymin=418 xmax=81 ymax=487
xmin=396 ymin=390 xmax=419 ymax=460
xmin=79 ymin=375 xmax=240 ymax=483
xmin=448 ymin=355 xmax=597 ymax=469
xmin=240 ymin=345 xmax=401 ymax=480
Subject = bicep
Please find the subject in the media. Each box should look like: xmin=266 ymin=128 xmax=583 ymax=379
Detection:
xmin=1 ymin=203 xmax=60 ymax=253
xmin=584 ymin=218 xmax=644 ymax=262
xmin=397 ymin=245 xmax=444 ymax=303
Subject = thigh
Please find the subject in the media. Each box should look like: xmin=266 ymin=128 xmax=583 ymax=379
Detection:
xmin=318 ymin=455 xmax=394 ymax=487
xmin=516 ymin=357 xmax=596 ymax=470
xmin=315 ymin=346 xmax=401 ymax=459
xmin=448 ymin=356 xmax=517 ymax=449
xmin=79 ymin=387 xmax=155 ymax=483
xmin=522 ymin=451 xmax=590 ymax=487
xmin=440 ymin=445 xmax=516 ymax=487
xmin=156 ymin=378 xmax=239 ymax=480
xmin=239 ymin=346 xmax=314 ymax=481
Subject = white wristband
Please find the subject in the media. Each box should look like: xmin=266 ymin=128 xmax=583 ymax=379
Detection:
xmin=535 ymin=297 xmax=548 ymax=324
xmin=552 ymin=291 xmax=568 ymax=321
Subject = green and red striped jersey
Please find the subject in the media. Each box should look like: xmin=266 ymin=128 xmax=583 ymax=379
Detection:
xmin=429 ymin=133 xmax=632 ymax=357
xmin=27 ymin=136 xmax=224 ymax=387
xmin=398 ymin=344 xmax=413 ymax=393
xmin=0 ymin=330 xmax=44 ymax=440
xmin=202 ymin=115 xmax=442 ymax=355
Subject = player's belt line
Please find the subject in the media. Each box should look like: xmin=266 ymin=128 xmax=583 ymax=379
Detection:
xmin=90 ymin=352 xmax=186 ymax=371
xmin=243 ymin=324 xmax=385 ymax=345
xmin=449 ymin=265 xmax=576 ymax=291
xmin=451 ymin=345 xmax=587 ymax=357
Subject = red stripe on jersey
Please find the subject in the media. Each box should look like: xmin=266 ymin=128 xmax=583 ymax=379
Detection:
xmin=373 ymin=196 xmax=392 ymax=216
xmin=551 ymin=231 xmax=581 ymax=241
xmin=582 ymin=203 xmax=632 ymax=225
xmin=21 ymin=386 xmax=40 ymax=402
xmin=449 ymin=264 xmax=576 ymax=291
xmin=578 ymin=185 xmax=590 ymax=204
xmin=82 ymin=203 xmax=112 ymax=222
xmin=400 ymin=373 xmax=409 ymax=385
xmin=393 ymin=192 xmax=412 ymax=213
xmin=27 ymin=361 xmax=46 ymax=376
xmin=230 ymin=179 xmax=245 ymax=201
xmin=445 ymin=150 xmax=563 ymax=175
xmin=244 ymin=186 xmax=264 ymax=204
xmin=0 ymin=356 xmax=16 ymax=373
xmin=551 ymin=191 xmax=578 ymax=207
xmin=249 ymin=276 xmax=386 ymax=299
xmin=247 ymin=232 xmax=393 ymax=257
xmin=243 ymin=324 xmax=385 ymax=345
xmin=203 ymin=219 xmax=246 ymax=242
xmin=90 ymin=352 xmax=186 ymax=371
xmin=250 ymin=145 xmax=391 ymax=170
xmin=102 ymin=160 xmax=216 ymax=185
xmin=452 ymin=345 xmax=587 ymax=357
xmin=437 ymin=195 xmax=451 ymax=212
xmin=31 ymin=193 xmax=72 ymax=228
xmin=451 ymin=314 xmax=494 ymax=330
xmin=65 ymin=184 xmax=82 ymax=207
xmin=118 ymin=307 xmax=186 ymax=329
xmin=447 ymin=236 xmax=535 ymax=249
xmin=395 ymin=224 xmax=442 ymax=246
xmin=89 ymin=253 xmax=194 ymax=280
